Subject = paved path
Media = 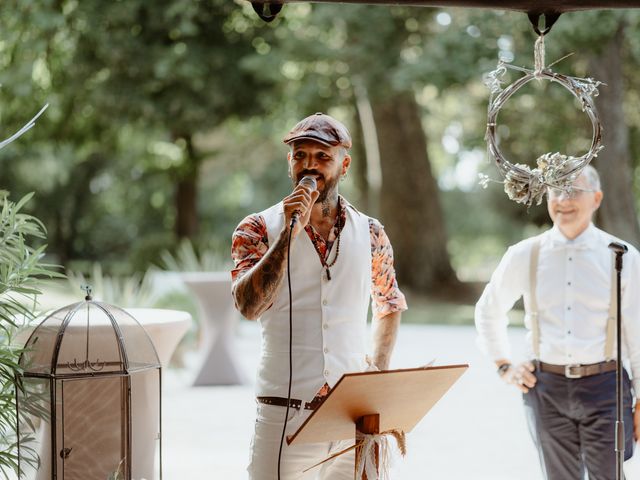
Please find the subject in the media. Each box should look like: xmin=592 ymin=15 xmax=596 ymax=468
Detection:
xmin=163 ymin=322 xmax=640 ymax=479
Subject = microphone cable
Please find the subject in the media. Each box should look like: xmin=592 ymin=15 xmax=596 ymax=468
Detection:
xmin=277 ymin=216 xmax=296 ymax=480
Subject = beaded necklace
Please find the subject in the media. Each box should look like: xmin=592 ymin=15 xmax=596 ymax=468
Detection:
xmin=308 ymin=200 xmax=342 ymax=281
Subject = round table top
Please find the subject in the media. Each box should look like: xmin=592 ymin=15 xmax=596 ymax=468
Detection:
xmin=24 ymin=306 xmax=191 ymax=326
xmin=125 ymin=308 xmax=192 ymax=327
xmin=18 ymin=307 xmax=192 ymax=338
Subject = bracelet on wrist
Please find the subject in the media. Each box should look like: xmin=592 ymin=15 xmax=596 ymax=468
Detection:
xmin=497 ymin=363 xmax=512 ymax=376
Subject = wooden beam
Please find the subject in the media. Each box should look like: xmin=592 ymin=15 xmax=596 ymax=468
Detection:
xmin=248 ymin=0 xmax=640 ymax=13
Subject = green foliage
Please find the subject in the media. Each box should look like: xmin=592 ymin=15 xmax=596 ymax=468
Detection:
xmin=106 ymin=459 xmax=125 ymax=480
xmin=1 ymin=4 xmax=640 ymax=288
xmin=401 ymin=295 xmax=524 ymax=326
xmin=66 ymin=263 xmax=157 ymax=307
xmin=69 ymin=1 xmax=261 ymax=126
xmin=0 ymin=0 xmax=275 ymax=269
xmin=159 ymin=239 xmax=231 ymax=272
xmin=0 ymin=192 xmax=61 ymax=477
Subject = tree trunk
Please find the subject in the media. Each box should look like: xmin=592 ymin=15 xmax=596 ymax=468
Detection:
xmin=175 ymin=134 xmax=199 ymax=239
xmin=56 ymin=151 xmax=108 ymax=266
xmin=350 ymin=111 xmax=371 ymax=213
xmin=353 ymin=79 xmax=382 ymax=218
xmin=371 ymin=91 xmax=460 ymax=294
xmin=589 ymin=24 xmax=640 ymax=246
xmin=176 ymin=175 xmax=198 ymax=238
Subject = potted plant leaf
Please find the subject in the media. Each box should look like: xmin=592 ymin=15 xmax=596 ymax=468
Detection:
xmin=0 ymin=191 xmax=61 ymax=478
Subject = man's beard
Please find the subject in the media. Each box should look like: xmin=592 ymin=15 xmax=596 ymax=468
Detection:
xmin=293 ymin=172 xmax=340 ymax=204
xmin=315 ymin=174 xmax=339 ymax=204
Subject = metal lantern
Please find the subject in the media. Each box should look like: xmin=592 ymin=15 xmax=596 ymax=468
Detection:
xmin=16 ymin=291 xmax=162 ymax=480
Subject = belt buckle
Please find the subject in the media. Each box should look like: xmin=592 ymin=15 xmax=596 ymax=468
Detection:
xmin=564 ymin=364 xmax=582 ymax=379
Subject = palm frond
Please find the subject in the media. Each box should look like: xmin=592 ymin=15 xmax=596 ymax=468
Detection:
xmin=0 ymin=193 xmax=60 ymax=475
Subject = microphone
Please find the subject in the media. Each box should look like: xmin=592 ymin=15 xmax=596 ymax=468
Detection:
xmin=609 ymin=242 xmax=628 ymax=271
xmin=291 ymin=175 xmax=318 ymax=226
xmin=608 ymin=242 xmax=628 ymax=254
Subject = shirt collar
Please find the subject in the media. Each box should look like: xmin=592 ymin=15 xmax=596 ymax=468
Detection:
xmin=339 ymin=195 xmax=364 ymax=217
xmin=548 ymin=222 xmax=597 ymax=249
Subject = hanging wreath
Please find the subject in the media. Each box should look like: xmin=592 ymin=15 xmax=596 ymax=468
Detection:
xmin=481 ymin=36 xmax=603 ymax=207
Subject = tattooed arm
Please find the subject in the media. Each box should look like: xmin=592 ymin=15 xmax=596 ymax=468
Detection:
xmin=232 ymin=182 xmax=319 ymax=320
xmin=371 ymin=311 xmax=401 ymax=370
xmin=233 ymin=226 xmax=291 ymax=320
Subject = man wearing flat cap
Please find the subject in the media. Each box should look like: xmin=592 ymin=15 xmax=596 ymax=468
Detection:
xmin=231 ymin=112 xmax=407 ymax=479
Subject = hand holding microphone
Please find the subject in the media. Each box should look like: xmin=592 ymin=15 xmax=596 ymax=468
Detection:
xmin=285 ymin=175 xmax=319 ymax=234
xmin=292 ymin=176 xmax=318 ymax=223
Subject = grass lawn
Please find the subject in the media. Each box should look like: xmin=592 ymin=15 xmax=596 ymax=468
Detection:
xmin=401 ymin=291 xmax=525 ymax=326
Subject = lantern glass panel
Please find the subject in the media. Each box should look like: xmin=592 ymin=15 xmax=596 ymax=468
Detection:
xmin=106 ymin=307 xmax=161 ymax=371
xmin=20 ymin=302 xmax=161 ymax=375
xmin=56 ymin=376 xmax=129 ymax=480
xmin=20 ymin=307 xmax=69 ymax=375
xmin=56 ymin=304 xmax=125 ymax=375
xmin=17 ymin=377 xmax=51 ymax=480
xmin=130 ymin=369 xmax=161 ymax=480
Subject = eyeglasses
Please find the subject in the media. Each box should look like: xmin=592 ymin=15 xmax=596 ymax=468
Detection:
xmin=547 ymin=186 xmax=596 ymax=199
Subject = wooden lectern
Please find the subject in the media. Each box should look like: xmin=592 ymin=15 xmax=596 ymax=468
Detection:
xmin=287 ymin=364 xmax=468 ymax=479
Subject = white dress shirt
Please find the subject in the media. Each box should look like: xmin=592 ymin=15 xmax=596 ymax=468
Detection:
xmin=475 ymin=223 xmax=640 ymax=393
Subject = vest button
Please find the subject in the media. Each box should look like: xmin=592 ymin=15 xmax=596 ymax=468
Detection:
xmin=324 ymin=347 xmax=329 ymax=353
xmin=323 ymin=323 xmax=328 ymax=330
xmin=322 ymin=299 xmax=328 ymax=306
xmin=324 ymin=370 xmax=330 ymax=376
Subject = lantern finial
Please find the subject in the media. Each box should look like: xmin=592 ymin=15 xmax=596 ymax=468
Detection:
xmin=81 ymin=284 xmax=93 ymax=301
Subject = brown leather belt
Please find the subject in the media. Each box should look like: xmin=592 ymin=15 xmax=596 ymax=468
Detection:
xmin=256 ymin=395 xmax=325 ymax=411
xmin=536 ymin=360 xmax=617 ymax=379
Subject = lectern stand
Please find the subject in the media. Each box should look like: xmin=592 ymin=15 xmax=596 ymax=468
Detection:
xmin=287 ymin=364 xmax=468 ymax=479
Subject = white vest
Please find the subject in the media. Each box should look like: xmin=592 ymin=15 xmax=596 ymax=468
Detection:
xmin=257 ymin=201 xmax=372 ymax=402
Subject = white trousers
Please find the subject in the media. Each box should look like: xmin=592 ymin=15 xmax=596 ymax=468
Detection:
xmin=248 ymin=404 xmax=354 ymax=480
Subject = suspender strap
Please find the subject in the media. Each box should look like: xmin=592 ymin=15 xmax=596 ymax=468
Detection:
xmin=529 ymin=235 xmax=618 ymax=361
xmin=529 ymin=238 xmax=541 ymax=359
xmin=604 ymin=255 xmax=617 ymax=360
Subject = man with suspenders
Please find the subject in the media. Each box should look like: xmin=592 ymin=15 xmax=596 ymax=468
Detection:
xmin=231 ymin=113 xmax=406 ymax=479
xmin=475 ymin=166 xmax=640 ymax=479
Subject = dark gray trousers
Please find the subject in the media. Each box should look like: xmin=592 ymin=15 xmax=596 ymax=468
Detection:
xmin=523 ymin=367 xmax=634 ymax=480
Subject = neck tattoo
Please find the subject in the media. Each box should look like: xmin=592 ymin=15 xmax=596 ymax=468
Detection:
xmin=322 ymin=198 xmax=331 ymax=217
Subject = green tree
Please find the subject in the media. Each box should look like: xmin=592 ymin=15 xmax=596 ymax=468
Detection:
xmin=0 ymin=0 xmax=161 ymax=266
xmin=556 ymin=11 xmax=640 ymax=245
xmin=240 ymin=5 xmax=476 ymax=290
xmin=69 ymin=0 xmax=272 ymax=239
xmin=0 ymin=0 xmax=275 ymax=270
